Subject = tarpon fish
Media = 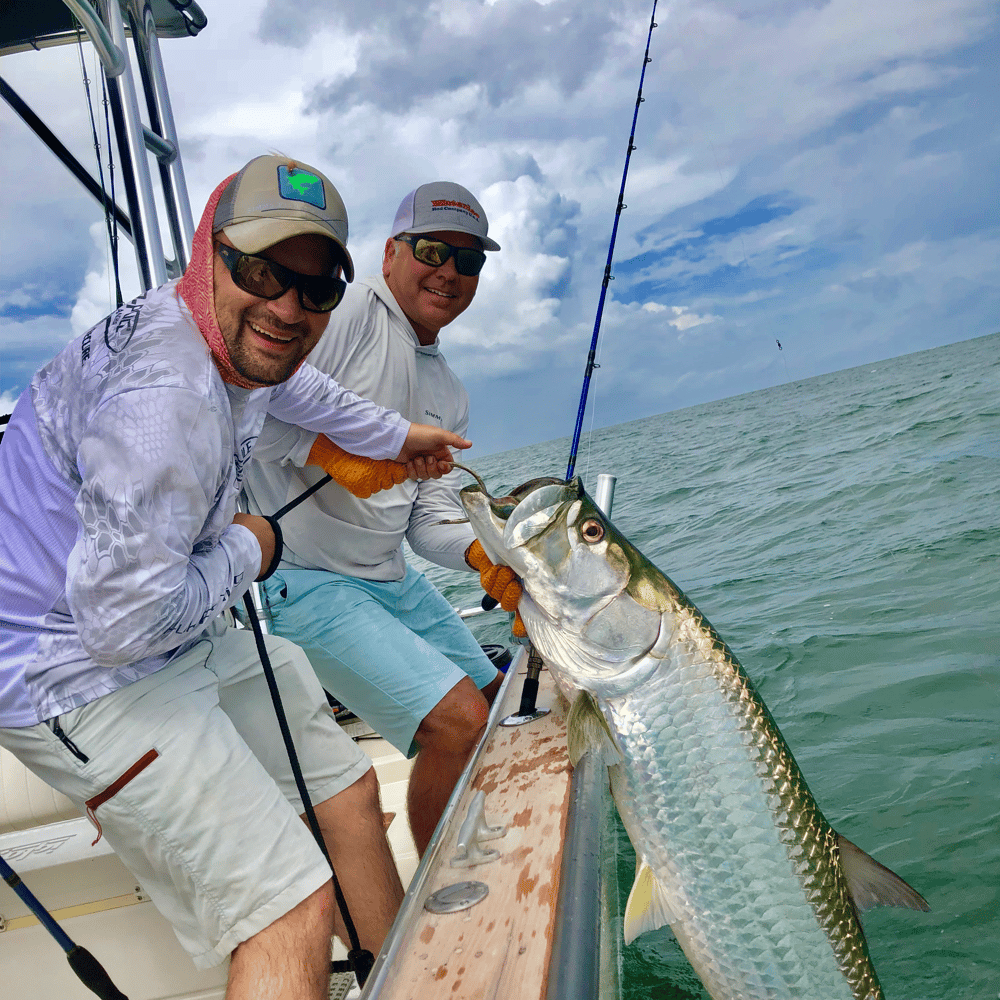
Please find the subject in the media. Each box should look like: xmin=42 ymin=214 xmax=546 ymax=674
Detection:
xmin=460 ymin=475 xmax=928 ymax=1000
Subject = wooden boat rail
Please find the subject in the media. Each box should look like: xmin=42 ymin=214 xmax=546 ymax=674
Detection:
xmin=362 ymin=646 xmax=620 ymax=1000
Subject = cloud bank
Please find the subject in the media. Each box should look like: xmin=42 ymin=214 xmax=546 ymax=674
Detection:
xmin=2 ymin=0 xmax=997 ymax=454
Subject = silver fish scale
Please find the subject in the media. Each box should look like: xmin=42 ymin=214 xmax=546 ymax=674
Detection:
xmin=537 ymin=596 xmax=883 ymax=1000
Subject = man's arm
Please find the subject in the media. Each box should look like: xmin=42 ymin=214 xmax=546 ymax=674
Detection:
xmin=267 ymin=363 xmax=408 ymax=461
xmin=406 ymin=470 xmax=478 ymax=572
xmin=67 ymin=387 xmax=261 ymax=667
xmin=264 ymin=364 xmax=468 ymax=472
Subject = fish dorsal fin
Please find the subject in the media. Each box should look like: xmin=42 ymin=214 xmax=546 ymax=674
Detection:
xmin=838 ymin=834 xmax=930 ymax=913
xmin=623 ymin=860 xmax=676 ymax=945
xmin=566 ymin=690 xmax=622 ymax=767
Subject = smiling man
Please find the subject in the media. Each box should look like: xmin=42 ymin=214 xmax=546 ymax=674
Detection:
xmin=246 ymin=182 xmax=522 ymax=856
xmin=0 ymin=155 xmax=472 ymax=999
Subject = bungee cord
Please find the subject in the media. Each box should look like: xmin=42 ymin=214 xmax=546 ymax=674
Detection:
xmin=566 ymin=1 xmax=659 ymax=481
xmin=238 ymin=471 xmax=375 ymax=984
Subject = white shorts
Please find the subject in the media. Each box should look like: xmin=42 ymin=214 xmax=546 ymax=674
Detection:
xmin=0 ymin=620 xmax=371 ymax=969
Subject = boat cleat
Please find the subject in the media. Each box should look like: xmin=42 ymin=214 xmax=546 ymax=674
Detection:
xmin=450 ymin=790 xmax=507 ymax=867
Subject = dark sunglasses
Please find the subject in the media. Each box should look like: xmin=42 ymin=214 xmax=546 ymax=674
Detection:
xmin=394 ymin=233 xmax=487 ymax=277
xmin=216 ymin=244 xmax=346 ymax=313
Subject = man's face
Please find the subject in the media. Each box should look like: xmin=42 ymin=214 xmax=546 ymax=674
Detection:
xmin=213 ymin=233 xmax=336 ymax=385
xmin=383 ymin=230 xmax=480 ymax=345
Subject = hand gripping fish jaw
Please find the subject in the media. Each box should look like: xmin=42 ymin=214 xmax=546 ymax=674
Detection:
xmin=457 ymin=472 xmax=577 ymax=726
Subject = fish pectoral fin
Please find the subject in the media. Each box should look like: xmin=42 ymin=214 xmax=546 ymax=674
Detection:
xmin=566 ymin=690 xmax=622 ymax=767
xmin=623 ymin=860 xmax=675 ymax=945
xmin=838 ymin=834 xmax=930 ymax=913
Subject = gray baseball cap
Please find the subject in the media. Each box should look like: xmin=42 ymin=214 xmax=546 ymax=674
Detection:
xmin=214 ymin=154 xmax=354 ymax=280
xmin=390 ymin=181 xmax=500 ymax=252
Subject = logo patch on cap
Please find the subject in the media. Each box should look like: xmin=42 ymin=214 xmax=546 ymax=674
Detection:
xmin=277 ymin=166 xmax=326 ymax=210
xmin=431 ymin=198 xmax=480 ymax=221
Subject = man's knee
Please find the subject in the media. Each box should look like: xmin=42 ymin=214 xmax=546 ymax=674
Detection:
xmin=481 ymin=669 xmax=504 ymax=705
xmin=238 ymin=878 xmax=334 ymax=955
xmin=317 ymin=764 xmax=381 ymax=822
xmin=415 ymin=678 xmax=489 ymax=750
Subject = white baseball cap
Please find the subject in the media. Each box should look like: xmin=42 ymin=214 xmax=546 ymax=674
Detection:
xmin=390 ymin=181 xmax=500 ymax=252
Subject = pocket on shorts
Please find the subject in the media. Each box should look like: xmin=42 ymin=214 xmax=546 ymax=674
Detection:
xmin=45 ymin=714 xmax=91 ymax=764
xmin=85 ymin=748 xmax=160 ymax=845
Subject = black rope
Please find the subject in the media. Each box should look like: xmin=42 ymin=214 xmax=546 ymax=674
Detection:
xmin=240 ymin=471 xmax=378 ymax=985
xmin=272 ymin=473 xmax=332 ymax=521
xmin=565 ymin=0 xmax=659 ymax=480
xmin=240 ymin=593 xmax=374 ymax=987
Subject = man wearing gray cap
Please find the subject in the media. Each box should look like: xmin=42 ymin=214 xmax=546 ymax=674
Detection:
xmin=246 ymin=181 xmax=520 ymax=856
xmin=0 ymin=155 xmax=471 ymax=998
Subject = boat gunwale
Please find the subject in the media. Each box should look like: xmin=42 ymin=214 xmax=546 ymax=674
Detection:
xmin=360 ymin=646 xmax=527 ymax=997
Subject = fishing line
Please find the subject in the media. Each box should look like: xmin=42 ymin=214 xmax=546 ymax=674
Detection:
xmin=565 ymin=0 xmax=659 ymax=481
xmin=75 ymin=21 xmax=123 ymax=309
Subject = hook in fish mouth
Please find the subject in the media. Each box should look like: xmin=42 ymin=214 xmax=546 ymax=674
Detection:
xmin=451 ymin=463 xmax=568 ymax=521
xmin=450 ymin=462 xmax=490 ymax=495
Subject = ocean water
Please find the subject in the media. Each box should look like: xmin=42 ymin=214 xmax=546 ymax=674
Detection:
xmin=414 ymin=330 xmax=1000 ymax=1000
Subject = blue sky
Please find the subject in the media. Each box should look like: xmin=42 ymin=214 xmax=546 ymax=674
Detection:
xmin=2 ymin=0 xmax=998 ymax=457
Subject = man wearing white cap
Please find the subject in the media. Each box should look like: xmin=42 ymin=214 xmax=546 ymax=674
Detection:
xmin=0 ymin=155 xmax=471 ymax=998
xmin=246 ymin=182 xmax=521 ymax=855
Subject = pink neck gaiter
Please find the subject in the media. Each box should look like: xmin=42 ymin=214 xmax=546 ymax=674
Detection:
xmin=177 ymin=173 xmax=262 ymax=390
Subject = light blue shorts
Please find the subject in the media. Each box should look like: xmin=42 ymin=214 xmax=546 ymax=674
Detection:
xmin=263 ymin=565 xmax=498 ymax=757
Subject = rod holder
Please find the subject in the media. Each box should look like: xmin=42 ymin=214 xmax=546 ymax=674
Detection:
xmin=501 ymin=649 xmax=550 ymax=726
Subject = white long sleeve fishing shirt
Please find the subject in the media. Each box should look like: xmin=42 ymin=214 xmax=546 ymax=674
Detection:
xmin=0 ymin=281 xmax=408 ymax=727
xmin=245 ymin=273 xmax=476 ymax=582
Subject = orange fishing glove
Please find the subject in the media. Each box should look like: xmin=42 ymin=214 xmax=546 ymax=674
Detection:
xmin=465 ymin=540 xmax=527 ymax=637
xmin=307 ymin=434 xmax=409 ymax=499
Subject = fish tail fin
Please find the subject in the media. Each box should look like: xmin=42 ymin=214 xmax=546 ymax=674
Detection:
xmin=623 ymin=860 xmax=676 ymax=945
xmin=838 ymin=834 xmax=930 ymax=913
xmin=567 ymin=690 xmax=622 ymax=767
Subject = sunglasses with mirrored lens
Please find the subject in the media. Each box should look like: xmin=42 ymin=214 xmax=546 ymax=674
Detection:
xmin=394 ymin=234 xmax=487 ymax=277
xmin=216 ymin=244 xmax=346 ymax=313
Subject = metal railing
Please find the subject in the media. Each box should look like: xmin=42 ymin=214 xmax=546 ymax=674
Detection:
xmin=2 ymin=0 xmax=200 ymax=289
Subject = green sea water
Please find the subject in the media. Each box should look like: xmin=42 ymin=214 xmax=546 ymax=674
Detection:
xmin=416 ymin=331 xmax=999 ymax=1000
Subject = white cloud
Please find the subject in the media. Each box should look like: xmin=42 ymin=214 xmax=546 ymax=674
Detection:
xmin=667 ymin=306 xmax=720 ymax=332
xmin=2 ymin=0 xmax=997 ymax=454
xmin=639 ymin=301 xmax=719 ymax=331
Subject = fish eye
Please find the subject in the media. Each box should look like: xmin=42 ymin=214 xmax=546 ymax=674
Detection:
xmin=580 ymin=519 xmax=604 ymax=543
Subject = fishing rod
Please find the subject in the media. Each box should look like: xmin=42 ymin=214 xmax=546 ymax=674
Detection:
xmin=565 ymin=1 xmax=659 ymax=481
xmin=0 ymin=854 xmax=128 ymax=999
